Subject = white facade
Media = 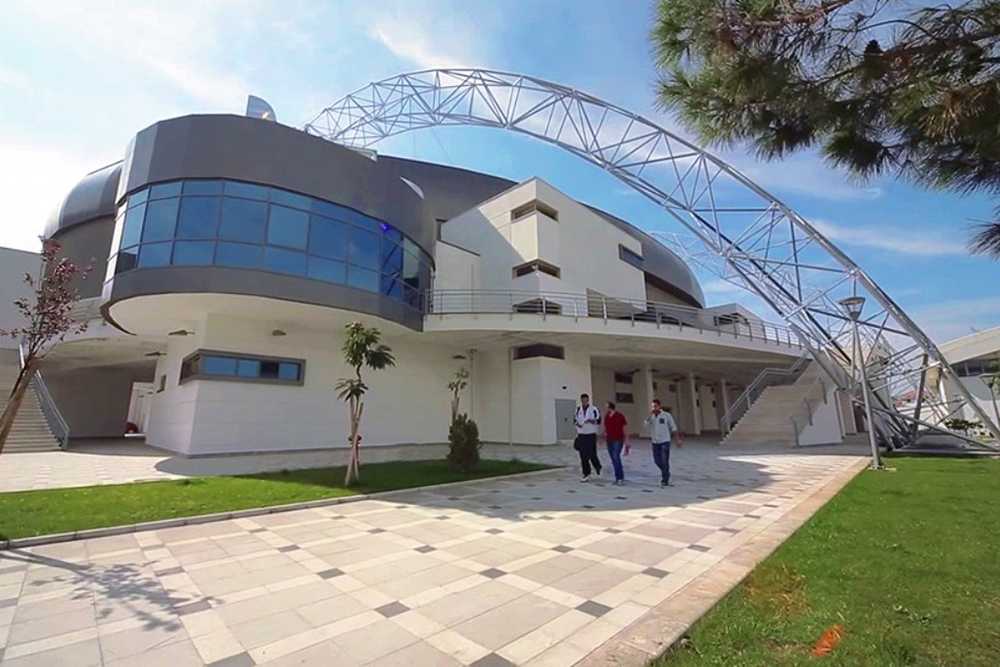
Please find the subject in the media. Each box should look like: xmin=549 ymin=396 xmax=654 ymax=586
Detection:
xmin=933 ymin=326 xmax=1000 ymax=432
xmin=0 ymin=247 xmax=38 ymax=349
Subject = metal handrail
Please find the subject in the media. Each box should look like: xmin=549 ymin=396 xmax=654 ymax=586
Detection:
xmin=425 ymin=289 xmax=803 ymax=347
xmin=18 ymin=343 xmax=70 ymax=449
xmin=722 ymin=353 xmax=812 ymax=435
xmin=790 ymin=377 xmax=828 ymax=446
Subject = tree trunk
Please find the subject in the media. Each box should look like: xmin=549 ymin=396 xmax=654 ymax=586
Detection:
xmin=0 ymin=357 xmax=40 ymax=459
xmin=345 ymin=397 xmax=363 ymax=487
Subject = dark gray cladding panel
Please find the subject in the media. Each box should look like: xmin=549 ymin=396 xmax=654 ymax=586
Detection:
xmin=381 ymin=156 xmax=705 ymax=308
xmin=105 ymin=266 xmax=424 ymax=332
xmin=118 ymin=115 xmax=437 ymax=254
xmin=48 ymin=217 xmax=115 ymax=299
xmin=45 ymin=162 xmax=123 ymax=238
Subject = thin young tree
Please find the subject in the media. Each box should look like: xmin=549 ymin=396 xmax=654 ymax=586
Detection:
xmin=448 ymin=367 xmax=470 ymax=422
xmin=0 ymin=240 xmax=88 ymax=457
xmin=336 ymin=322 xmax=395 ymax=486
xmin=652 ymin=0 xmax=1000 ymax=258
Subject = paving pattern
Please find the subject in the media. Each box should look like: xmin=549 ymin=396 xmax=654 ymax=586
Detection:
xmin=0 ymin=443 xmax=867 ymax=666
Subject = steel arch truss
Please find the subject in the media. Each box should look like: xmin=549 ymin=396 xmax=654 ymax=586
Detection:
xmin=305 ymin=68 xmax=1000 ymax=447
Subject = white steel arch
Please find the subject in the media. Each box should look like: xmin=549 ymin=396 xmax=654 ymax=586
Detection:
xmin=304 ymin=69 xmax=1000 ymax=447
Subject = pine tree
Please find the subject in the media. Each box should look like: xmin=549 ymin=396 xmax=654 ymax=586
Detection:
xmin=652 ymin=0 xmax=1000 ymax=258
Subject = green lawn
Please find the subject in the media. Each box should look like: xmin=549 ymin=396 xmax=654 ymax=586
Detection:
xmin=657 ymin=457 xmax=1000 ymax=667
xmin=0 ymin=459 xmax=552 ymax=540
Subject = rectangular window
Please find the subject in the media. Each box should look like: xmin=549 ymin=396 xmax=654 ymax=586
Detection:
xmin=269 ymin=188 xmax=312 ymax=211
xmin=347 ymin=265 xmax=379 ymax=292
xmin=513 ymin=298 xmax=562 ymax=315
xmin=120 ymin=204 xmax=145 ymax=249
xmin=137 ymin=242 xmax=172 ymax=268
xmin=182 ymin=180 xmax=224 ymax=196
xmin=224 ymin=181 xmax=269 ymax=200
xmin=215 ymin=242 xmax=261 ymax=269
xmin=219 ymin=198 xmax=267 ymax=243
xmin=613 ymin=372 xmax=633 ymax=385
xmin=142 ymin=199 xmax=179 ymax=242
xmin=619 ymin=244 xmax=643 ymax=269
xmin=308 ymin=216 xmax=348 ymax=260
xmin=511 ymin=200 xmax=559 ymax=222
xmin=172 ymin=241 xmax=215 ymax=266
xmin=512 ymin=260 xmax=561 ymax=279
xmin=348 ymin=227 xmax=380 ymax=269
xmin=263 ymin=247 xmax=307 ymax=276
xmin=615 ymin=392 xmax=635 ymax=404
xmin=267 ymin=205 xmax=309 ymax=249
xmin=307 ymin=256 xmax=347 ymax=283
xmin=514 ymin=344 xmax=565 ymax=360
xmin=179 ymin=350 xmax=305 ymax=385
xmin=148 ymin=182 xmax=182 ymax=200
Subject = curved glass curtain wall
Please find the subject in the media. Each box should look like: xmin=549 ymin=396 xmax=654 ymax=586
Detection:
xmin=108 ymin=179 xmax=433 ymax=311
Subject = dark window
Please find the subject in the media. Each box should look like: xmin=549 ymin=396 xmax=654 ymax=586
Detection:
xmin=514 ymin=344 xmax=565 ymax=360
xmin=142 ymin=199 xmax=179 ymax=242
xmin=263 ymin=247 xmax=307 ymax=276
xmin=619 ymin=245 xmax=643 ymax=269
xmin=348 ymin=227 xmax=380 ymax=269
xmin=381 ymin=275 xmax=403 ymax=298
xmin=172 ymin=241 xmax=215 ymax=266
xmin=116 ymin=250 xmax=137 ymax=274
xmin=224 ymin=181 xmax=268 ymax=200
xmin=179 ymin=350 xmax=305 ymax=385
xmin=347 ymin=265 xmax=379 ymax=292
xmin=138 ymin=242 xmax=172 ymax=268
xmin=215 ymin=242 xmax=261 ymax=268
xmin=307 ymin=256 xmax=347 ymax=283
xmin=176 ymin=197 xmax=220 ymax=239
xmin=614 ymin=372 xmax=634 ymax=385
xmin=615 ymin=392 xmax=635 ymax=404
xmin=381 ymin=240 xmax=404 ymax=279
xmin=121 ymin=204 xmax=145 ymax=248
xmin=219 ymin=198 xmax=267 ymax=243
xmin=513 ymin=260 xmax=561 ymax=279
xmin=149 ymin=182 xmax=182 ymax=200
xmin=511 ymin=200 xmax=558 ymax=221
xmin=183 ymin=180 xmax=224 ymax=195
xmin=308 ymin=216 xmax=348 ymax=260
xmin=267 ymin=205 xmax=309 ymax=249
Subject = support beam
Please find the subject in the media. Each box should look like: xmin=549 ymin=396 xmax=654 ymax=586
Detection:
xmin=687 ymin=373 xmax=702 ymax=435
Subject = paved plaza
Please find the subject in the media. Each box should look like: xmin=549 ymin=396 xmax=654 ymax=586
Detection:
xmin=0 ymin=442 xmax=867 ymax=666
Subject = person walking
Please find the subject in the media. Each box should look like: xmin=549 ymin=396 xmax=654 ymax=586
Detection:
xmin=645 ymin=400 xmax=680 ymax=486
xmin=574 ymin=393 xmax=603 ymax=481
xmin=604 ymin=402 xmax=628 ymax=485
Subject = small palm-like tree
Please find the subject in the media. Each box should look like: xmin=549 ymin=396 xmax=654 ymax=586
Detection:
xmin=336 ymin=322 xmax=395 ymax=486
xmin=448 ymin=367 xmax=470 ymax=422
xmin=970 ymin=223 xmax=1000 ymax=260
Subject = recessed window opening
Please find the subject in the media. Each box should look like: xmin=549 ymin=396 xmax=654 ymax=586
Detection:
xmin=511 ymin=200 xmax=559 ymax=222
xmin=513 ymin=260 xmax=561 ymax=279
xmin=514 ymin=344 xmax=565 ymax=360
xmin=619 ymin=244 xmax=643 ymax=269
xmin=179 ymin=350 xmax=305 ymax=385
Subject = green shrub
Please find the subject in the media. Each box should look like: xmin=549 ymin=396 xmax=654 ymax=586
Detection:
xmin=448 ymin=414 xmax=481 ymax=473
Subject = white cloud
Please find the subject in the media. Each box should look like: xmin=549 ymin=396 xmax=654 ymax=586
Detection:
xmin=811 ymin=218 xmax=967 ymax=257
xmin=912 ymin=297 xmax=1000 ymax=344
xmin=0 ymin=140 xmax=94 ymax=251
xmin=731 ymin=153 xmax=883 ymax=202
xmin=364 ymin=3 xmax=487 ymax=70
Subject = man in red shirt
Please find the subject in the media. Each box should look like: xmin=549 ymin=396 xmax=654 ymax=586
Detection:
xmin=604 ymin=402 xmax=629 ymax=485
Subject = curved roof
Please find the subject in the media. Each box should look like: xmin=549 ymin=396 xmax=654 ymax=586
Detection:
xmin=45 ymin=162 xmax=122 ymax=238
xmin=379 ymin=156 xmax=705 ymax=307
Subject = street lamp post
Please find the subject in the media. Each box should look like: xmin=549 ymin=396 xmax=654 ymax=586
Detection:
xmin=839 ymin=296 xmax=882 ymax=469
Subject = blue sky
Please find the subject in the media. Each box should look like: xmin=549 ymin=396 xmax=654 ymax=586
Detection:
xmin=1 ymin=0 xmax=998 ymax=342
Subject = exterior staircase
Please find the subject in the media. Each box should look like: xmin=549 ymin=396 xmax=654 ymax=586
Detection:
xmin=0 ymin=349 xmax=61 ymax=452
xmin=723 ymin=363 xmax=830 ymax=446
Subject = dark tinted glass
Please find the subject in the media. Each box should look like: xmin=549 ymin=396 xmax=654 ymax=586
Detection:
xmin=341 ymin=207 xmax=381 ymax=232
xmin=183 ymin=180 xmax=224 ymax=195
xmin=203 ymin=356 xmax=238 ymax=376
xmin=172 ymin=241 xmax=215 ymax=265
xmin=267 ymin=205 xmax=309 ymax=249
xmin=269 ymin=188 xmax=311 ymax=211
xmin=116 ymin=251 xmax=137 ymax=274
xmin=347 ymin=265 xmax=379 ymax=292
xmin=380 ymin=240 xmax=403 ymax=277
xmin=307 ymin=257 xmax=346 ymax=283
xmin=121 ymin=204 xmax=145 ymax=248
xmin=310 ymin=199 xmax=343 ymax=219
xmin=381 ymin=275 xmax=403 ymax=298
xmin=143 ymin=199 xmax=179 ymax=242
xmin=219 ymin=198 xmax=267 ymax=243
xmin=308 ymin=216 xmax=347 ymax=260
xmin=260 ymin=360 xmax=281 ymax=379
xmin=348 ymin=227 xmax=380 ymax=269
xmin=263 ymin=247 xmax=307 ymax=275
xmin=224 ymin=181 xmax=268 ymax=200
xmin=138 ymin=242 xmax=172 ymax=268
xmin=176 ymin=197 xmax=220 ymax=239
xmin=129 ymin=188 xmax=149 ymax=205
xmin=215 ymin=242 xmax=261 ymax=268
xmin=149 ymin=182 xmax=182 ymax=199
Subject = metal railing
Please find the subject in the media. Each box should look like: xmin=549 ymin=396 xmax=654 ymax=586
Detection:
xmin=721 ymin=353 xmax=812 ymax=435
xmin=68 ymin=297 xmax=104 ymax=324
xmin=18 ymin=343 xmax=70 ymax=449
xmin=426 ymin=289 xmax=802 ymax=347
xmin=790 ymin=376 xmax=829 ymax=446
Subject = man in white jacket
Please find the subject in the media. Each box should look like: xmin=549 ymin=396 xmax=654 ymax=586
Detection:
xmin=645 ymin=399 xmax=680 ymax=486
xmin=574 ymin=393 xmax=603 ymax=481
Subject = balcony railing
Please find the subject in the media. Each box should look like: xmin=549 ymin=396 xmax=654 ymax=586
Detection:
xmin=425 ymin=289 xmax=803 ymax=348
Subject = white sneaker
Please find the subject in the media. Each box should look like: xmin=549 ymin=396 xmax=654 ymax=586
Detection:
xmin=581 ymin=475 xmax=590 ymax=482
xmin=614 ymin=480 xmax=625 ymax=486
xmin=596 ymin=468 xmax=603 ymax=477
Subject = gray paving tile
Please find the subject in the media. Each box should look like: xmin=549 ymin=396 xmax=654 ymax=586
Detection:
xmin=552 ymin=545 xmax=574 ymax=553
xmin=0 ymin=597 xmax=16 ymax=609
xmin=277 ymin=545 xmax=300 ymax=553
xmin=486 ymin=528 xmax=504 ymax=535
xmin=415 ymin=545 xmax=436 ymax=553
xmin=643 ymin=567 xmax=670 ymax=578
xmin=207 ymin=652 xmax=255 ymax=667
xmin=318 ymin=567 xmax=345 ymax=579
xmin=480 ymin=568 xmax=506 ymax=579
xmin=688 ymin=544 xmax=712 ymax=553
xmin=376 ymin=601 xmax=410 ymax=618
xmin=175 ymin=599 xmax=213 ymax=615
xmin=470 ymin=653 xmax=517 ymax=667
xmin=154 ymin=566 xmax=185 ymax=576
xmin=577 ymin=600 xmax=613 ymax=617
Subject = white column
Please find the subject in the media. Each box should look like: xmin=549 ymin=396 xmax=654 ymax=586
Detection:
xmin=643 ymin=364 xmax=655 ymax=438
xmin=719 ymin=378 xmax=731 ymax=430
xmin=687 ymin=373 xmax=702 ymax=435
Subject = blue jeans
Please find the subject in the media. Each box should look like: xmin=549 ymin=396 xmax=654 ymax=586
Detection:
xmin=606 ymin=440 xmax=625 ymax=481
xmin=652 ymin=441 xmax=671 ymax=484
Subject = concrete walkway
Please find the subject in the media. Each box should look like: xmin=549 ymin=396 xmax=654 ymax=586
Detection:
xmin=0 ymin=442 xmax=868 ymax=666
